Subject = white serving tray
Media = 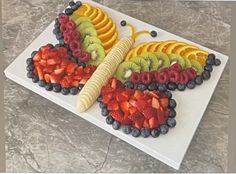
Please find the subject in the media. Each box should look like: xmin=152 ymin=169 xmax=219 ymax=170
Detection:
xmin=4 ymin=0 xmax=228 ymax=170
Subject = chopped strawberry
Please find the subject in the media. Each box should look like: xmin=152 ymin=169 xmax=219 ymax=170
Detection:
xmin=71 ymin=81 xmax=80 ymax=87
xmin=129 ymin=98 xmax=137 ymax=107
xmin=111 ymin=78 xmax=119 ymax=89
xmin=157 ymin=107 xmax=166 ymax=124
xmin=79 ymin=78 xmax=88 ymax=84
xmin=133 ymin=118 xmax=145 ymax=129
xmin=44 ymin=74 xmax=51 ymax=83
xmin=47 ymin=59 xmax=58 ymax=65
xmin=101 ymin=86 xmax=115 ymax=95
xmin=152 ymin=97 xmax=160 ymax=109
xmin=143 ymin=119 xmax=150 ymax=128
xmin=129 ymin=106 xmax=138 ymax=114
xmin=43 ymin=65 xmax=54 ymax=73
xmin=60 ymin=78 xmax=70 ymax=88
xmin=142 ymin=107 xmax=156 ymax=119
xmin=120 ymin=101 xmax=131 ymax=114
xmin=50 ymin=74 xmax=61 ymax=84
xmin=83 ymin=66 xmax=93 ymax=74
xmin=33 ymin=52 xmax=41 ymax=61
xmin=135 ymin=100 xmax=148 ymax=112
xmin=56 ymin=47 xmax=67 ymax=55
xmin=122 ymin=113 xmax=132 ymax=124
xmin=149 ymin=117 xmax=159 ymax=128
xmin=40 ymin=45 xmax=51 ymax=53
xmin=66 ymin=63 xmax=78 ymax=75
xmin=107 ymin=100 xmax=119 ymax=111
xmin=54 ymin=68 xmax=65 ymax=75
xmin=147 ymin=91 xmax=159 ymax=99
xmin=128 ymin=111 xmax=143 ymax=121
xmin=102 ymin=93 xmax=113 ymax=104
xmin=110 ymin=110 xmax=124 ymax=123
xmin=160 ymin=98 xmax=169 ymax=108
xmin=36 ymin=65 xmax=44 ymax=80
xmin=121 ymin=89 xmax=134 ymax=99
xmin=134 ymin=90 xmax=144 ymax=100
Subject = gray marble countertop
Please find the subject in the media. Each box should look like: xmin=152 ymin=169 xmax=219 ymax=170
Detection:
xmin=3 ymin=0 xmax=230 ymax=172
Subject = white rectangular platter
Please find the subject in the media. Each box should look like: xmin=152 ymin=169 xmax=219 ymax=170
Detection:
xmin=4 ymin=0 xmax=228 ymax=170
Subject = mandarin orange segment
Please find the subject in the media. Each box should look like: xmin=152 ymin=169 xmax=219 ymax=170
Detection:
xmin=149 ymin=42 xmax=162 ymax=52
xmin=140 ymin=42 xmax=159 ymax=54
xmin=157 ymin=40 xmax=177 ymax=53
xmin=165 ymin=42 xmax=186 ymax=54
xmin=132 ymin=42 xmax=147 ymax=58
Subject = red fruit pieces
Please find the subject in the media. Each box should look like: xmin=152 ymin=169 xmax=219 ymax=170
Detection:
xmin=66 ymin=20 xmax=76 ymax=30
xmin=102 ymin=93 xmax=113 ymax=104
xmin=141 ymin=72 xmax=152 ymax=85
xmin=107 ymin=100 xmax=119 ymax=111
xmin=120 ymin=101 xmax=131 ymax=113
xmin=152 ymin=97 xmax=160 ymax=109
xmin=135 ymin=100 xmax=148 ymax=112
xmin=168 ymin=70 xmax=180 ymax=83
xmin=66 ymin=63 xmax=77 ymax=75
xmin=149 ymin=117 xmax=159 ymax=128
xmin=157 ymin=108 xmax=166 ymax=125
xmin=160 ymin=98 xmax=169 ymax=108
xmin=155 ymin=71 xmax=168 ymax=84
xmin=134 ymin=90 xmax=144 ymax=100
xmin=80 ymin=52 xmax=91 ymax=62
xmin=111 ymin=110 xmax=124 ymax=123
xmin=142 ymin=107 xmax=156 ymax=119
xmin=128 ymin=111 xmax=143 ymax=121
xmin=58 ymin=15 xmax=69 ymax=24
xmin=130 ymin=72 xmax=141 ymax=83
xmin=170 ymin=63 xmax=182 ymax=72
xmin=179 ymin=71 xmax=189 ymax=84
xmin=133 ymin=118 xmax=144 ymax=129
xmin=185 ymin=68 xmax=197 ymax=80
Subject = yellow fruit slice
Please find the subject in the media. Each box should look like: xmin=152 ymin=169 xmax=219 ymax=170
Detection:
xmin=165 ymin=42 xmax=186 ymax=54
xmin=88 ymin=8 xmax=98 ymax=20
xmin=125 ymin=48 xmax=135 ymax=60
xmin=102 ymin=31 xmax=118 ymax=50
xmin=140 ymin=42 xmax=159 ymax=54
xmin=98 ymin=23 xmax=116 ymax=42
xmin=92 ymin=7 xmax=104 ymax=24
xmin=132 ymin=42 xmax=147 ymax=58
xmin=97 ymin=18 xmax=113 ymax=35
xmin=157 ymin=40 xmax=177 ymax=53
xmin=174 ymin=45 xmax=199 ymax=55
xmin=149 ymin=42 xmax=162 ymax=52
xmin=94 ymin=12 xmax=109 ymax=29
xmin=75 ymin=4 xmax=92 ymax=16
xmin=184 ymin=50 xmax=208 ymax=66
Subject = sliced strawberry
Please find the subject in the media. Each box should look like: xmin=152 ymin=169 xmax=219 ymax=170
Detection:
xmin=47 ymin=59 xmax=58 ymax=65
xmin=129 ymin=98 xmax=137 ymax=107
xmin=50 ymin=74 xmax=62 ymax=84
xmin=143 ymin=119 xmax=150 ymax=128
xmin=107 ymin=100 xmax=119 ymax=111
xmin=110 ymin=110 xmax=124 ymax=123
xmin=149 ymin=117 xmax=159 ymax=129
xmin=122 ymin=113 xmax=132 ymax=124
xmin=43 ymin=65 xmax=54 ymax=73
xmin=54 ymin=68 xmax=65 ymax=75
xmin=60 ymin=59 xmax=70 ymax=68
xmin=135 ymin=100 xmax=148 ymax=112
xmin=40 ymin=45 xmax=51 ymax=53
xmin=116 ymin=94 xmax=128 ymax=102
xmin=79 ymin=78 xmax=88 ymax=84
xmin=75 ymin=66 xmax=85 ymax=76
xmin=101 ymin=86 xmax=115 ymax=95
xmin=60 ymin=78 xmax=70 ymax=88
xmin=83 ymin=66 xmax=93 ymax=74
xmin=71 ymin=81 xmax=80 ymax=87
xmin=33 ymin=52 xmax=41 ymax=61
xmin=133 ymin=117 xmax=144 ymax=129
xmin=152 ymin=97 xmax=160 ymax=109
xmin=39 ymin=59 xmax=47 ymax=66
xmin=134 ymin=90 xmax=144 ymax=100
xmin=36 ymin=65 xmax=44 ymax=80
xmin=143 ymin=107 xmax=156 ymax=119
xmin=121 ymin=89 xmax=134 ymax=99
xmin=157 ymin=107 xmax=166 ymax=124
xmin=147 ymin=91 xmax=159 ymax=99
xmin=66 ymin=63 xmax=78 ymax=75
xmin=129 ymin=106 xmax=138 ymax=114
xmin=44 ymin=74 xmax=51 ymax=83
xmin=56 ymin=47 xmax=67 ymax=55
xmin=128 ymin=111 xmax=143 ymax=121
xmin=120 ymin=101 xmax=131 ymax=114
xmin=160 ymin=98 xmax=169 ymax=108
xmin=111 ymin=78 xmax=119 ymax=89
xmin=102 ymin=93 xmax=113 ymax=104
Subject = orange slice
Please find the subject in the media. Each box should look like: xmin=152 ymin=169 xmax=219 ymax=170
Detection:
xmin=74 ymin=4 xmax=93 ymax=16
xmin=132 ymin=42 xmax=147 ymax=58
xmin=149 ymin=42 xmax=162 ymax=52
xmin=102 ymin=31 xmax=118 ymax=50
xmin=184 ymin=50 xmax=208 ymax=66
xmin=165 ymin=42 xmax=186 ymax=54
xmin=125 ymin=48 xmax=135 ymax=60
xmin=98 ymin=23 xmax=116 ymax=42
xmin=88 ymin=8 xmax=98 ymax=20
xmin=157 ymin=40 xmax=177 ymax=53
xmin=94 ymin=12 xmax=109 ymax=30
xmin=174 ymin=45 xmax=199 ymax=55
xmin=97 ymin=18 xmax=113 ymax=35
xmin=92 ymin=8 xmax=104 ymax=24
xmin=140 ymin=42 xmax=159 ymax=54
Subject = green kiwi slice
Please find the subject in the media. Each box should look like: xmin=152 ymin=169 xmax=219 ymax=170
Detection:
xmin=189 ymin=59 xmax=203 ymax=75
xmin=75 ymin=16 xmax=92 ymax=26
xmin=154 ymin=52 xmax=170 ymax=70
xmin=80 ymin=27 xmax=97 ymax=40
xmin=83 ymin=36 xmax=102 ymax=49
xmin=139 ymin=52 xmax=159 ymax=71
xmin=86 ymin=43 xmax=105 ymax=66
xmin=130 ymin=56 xmax=149 ymax=72
xmin=169 ymin=54 xmax=186 ymax=68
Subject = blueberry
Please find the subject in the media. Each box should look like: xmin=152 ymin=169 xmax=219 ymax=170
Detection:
xmin=53 ymin=27 xmax=60 ymax=35
xmin=58 ymin=12 xmax=65 ymax=16
xmin=158 ymin=84 xmax=167 ymax=92
xmin=141 ymin=128 xmax=151 ymax=138
xmin=53 ymin=84 xmax=62 ymax=93
xmin=26 ymin=64 xmax=34 ymax=71
xmin=202 ymin=70 xmax=211 ymax=80
xmin=160 ymin=124 xmax=169 ymax=134
xmin=207 ymin=53 xmax=216 ymax=62
xmin=120 ymin=20 xmax=127 ymax=26
xmin=55 ymin=44 xmax=61 ymax=48
xmin=195 ymin=75 xmax=203 ymax=85
xmin=150 ymin=30 xmax=157 ymax=37
xmin=206 ymin=58 xmax=214 ymax=65
xmin=99 ymin=102 xmax=107 ymax=109
xmin=167 ymin=82 xmax=177 ymax=91
xmin=61 ymin=87 xmax=70 ymax=95
xmin=32 ymin=76 xmax=39 ymax=83
xmin=204 ymin=64 xmax=213 ymax=72
xmin=148 ymin=82 xmax=157 ymax=90
xmin=131 ymin=128 xmax=141 ymax=137
xmin=56 ymin=32 xmax=63 ymax=40
xmin=106 ymin=116 xmax=114 ymax=125
xmin=168 ymin=99 xmax=176 ymax=109
xmin=122 ymin=125 xmax=132 ymax=134
xmin=45 ymin=83 xmax=53 ymax=91
xmin=38 ymin=80 xmax=46 ymax=87
xmin=177 ymin=84 xmax=186 ymax=91
xmin=168 ymin=109 xmax=176 ymax=118
xmin=65 ymin=8 xmax=73 ymax=15
xmin=46 ymin=43 xmax=54 ymax=49
xmin=59 ymin=39 xmax=65 ymax=45
xmin=31 ymin=51 xmax=38 ymax=58
xmin=214 ymin=58 xmax=221 ymax=66
xmin=71 ymin=4 xmax=79 ymax=11
xmin=78 ymin=84 xmax=84 ymax=91
xmin=137 ymin=83 xmax=147 ymax=91
xmin=124 ymin=81 xmax=134 ymax=89
xmin=70 ymin=57 xmax=78 ymax=64
xmin=112 ymin=121 xmax=121 ymax=130
xmin=54 ymin=20 xmax=60 ymax=28
xmin=97 ymin=96 xmax=102 ymax=102
xmin=27 ymin=71 xmax=34 ymax=79
xmin=69 ymin=1 xmax=76 ymax=7
xmin=70 ymin=87 xmax=79 ymax=95
xmin=80 ymin=62 xmax=86 ymax=68
xmin=167 ymin=118 xmax=176 ymax=128
xmin=101 ymin=108 xmax=109 ymax=116
xmin=26 ymin=58 xmax=33 ymax=65
xmin=186 ymin=80 xmax=196 ymax=89
xmin=151 ymin=128 xmax=161 ymax=138
xmin=75 ymin=1 xmax=82 ymax=7
xmin=165 ymin=91 xmax=172 ymax=99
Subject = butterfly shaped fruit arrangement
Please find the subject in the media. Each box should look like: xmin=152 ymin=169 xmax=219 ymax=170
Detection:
xmin=25 ymin=1 xmax=221 ymax=138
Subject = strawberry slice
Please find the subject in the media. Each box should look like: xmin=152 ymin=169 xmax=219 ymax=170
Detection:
xmin=160 ymin=98 xmax=169 ymax=108
xmin=133 ymin=118 xmax=144 ymax=129
xmin=71 ymin=81 xmax=80 ymax=87
xmin=107 ymin=99 xmax=119 ymax=111
xmin=142 ymin=107 xmax=156 ymax=119
xmin=50 ymin=74 xmax=61 ymax=84
xmin=102 ymin=93 xmax=113 ymax=104
xmin=149 ymin=116 xmax=159 ymax=128
xmin=66 ymin=63 xmax=78 ymax=75
xmin=135 ymin=100 xmax=148 ymax=112
xmin=101 ymin=86 xmax=115 ymax=95
xmin=128 ymin=111 xmax=143 ymax=121
xmin=129 ymin=106 xmax=138 ymax=114
xmin=134 ymin=90 xmax=144 ymax=100
xmin=143 ymin=119 xmax=150 ymax=128
xmin=120 ymin=101 xmax=131 ymax=114
xmin=54 ymin=68 xmax=65 ymax=75
xmin=36 ymin=65 xmax=44 ymax=80
xmin=147 ymin=91 xmax=159 ymax=99
xmin=44 ymin=74 xmax=51 ymax=83
xmin=110 ymin=110 xmax=124 ymax=123
xmin=33 ymin=52 xmax=41 ymax=61
xmin=116 ymin=93 xmax=128 ymax=102
xmin=157 ymin=107 xmax=166 ymax=124
xmin=47 ymin=59 xmax=58 ymax=65
xmin=152 ymin=97 xmax=160 ymax=109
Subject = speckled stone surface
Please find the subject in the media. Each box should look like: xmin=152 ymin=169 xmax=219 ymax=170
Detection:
xmin=3 ymin=0 xmax=230 ymax=172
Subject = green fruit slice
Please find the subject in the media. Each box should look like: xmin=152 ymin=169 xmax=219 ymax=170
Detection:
xmin=130 ymin=56 xmax=149 ymax=72
xmin=86 ymin=43 xmax=105 ymax=66
xmin=139 ymin=52 xmax=159 ymax=71
xmin=154 ymin=52 xmax=170 ymax=70
xmin=115 ymin=61 xmax=141 ymax=83
xmin=189 ymin=59 xmax=203 ymax=75
xmin=77 ymin=22 xmax=94 ymax=32
xmin=75 ymin=16 xmax=92 ymax=26
xmin=80 ymin=27 xmax=97 ymax=40
xmin=83 ymin=36 xmax=102 ymax=49
xmin=69 ymin=13 xmax=80 ymax=22
xmin=169 ymin=54 xmax=185 ymax=68
xmin=184 ymin=57 xmax=192 ymax=68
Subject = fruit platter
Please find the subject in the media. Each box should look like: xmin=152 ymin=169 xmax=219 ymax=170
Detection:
xmin=4 ymin=0 xmax=228 ymax=170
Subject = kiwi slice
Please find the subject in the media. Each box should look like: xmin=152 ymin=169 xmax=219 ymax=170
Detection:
xmin=77 ymin=22 xmax=94 ymax=32
xmin=75 ymin=16 xmax=92 ymax=26
xmin=184 ymin=57 xmax=192 ymax=68
xmin=80 ymin=27 xmax=98 ymax=40
xmin=115 ymin=61 xmax=141 ymax=83
xmin=86 ymin=43 xmax=106 ymax=66
xmin=154 ymin=52 xmax=170 ymax=70
xmin=189 ymin=59 xmax=203 ymax=75
xmin=169 ymin=54 xmax=185 ymax=68
xmin=69 ymin=13 xmax=80 ymax=22
xmin=130 ymin=56 xmax=149 ymax=72
xmin=83 ymin=36 xmax=102 ymax=49
xmin=139 ymin=52 xmax=159 ymax=71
